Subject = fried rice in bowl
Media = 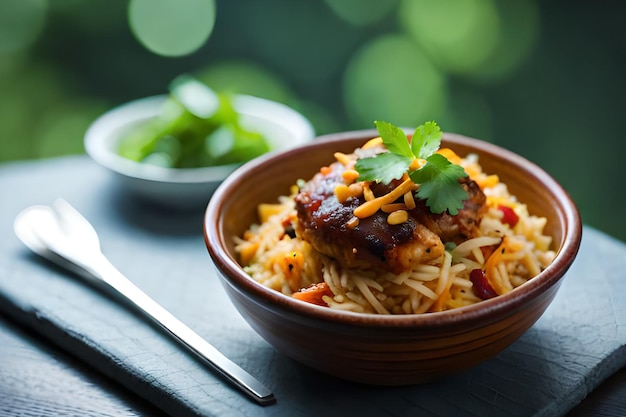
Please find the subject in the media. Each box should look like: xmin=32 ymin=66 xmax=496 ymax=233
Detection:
xmin=203 ymin=128 xmax=582 ymax=385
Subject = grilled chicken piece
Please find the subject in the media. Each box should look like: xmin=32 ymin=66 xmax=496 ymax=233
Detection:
xmin=294 ymin=156 xmax=486 ymax=274
xmin=411 ymin=176 xmax=487 ymax=244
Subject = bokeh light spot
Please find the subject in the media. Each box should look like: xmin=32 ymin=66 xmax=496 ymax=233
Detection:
xmin=128 ymin=0 xmax=215 ymax=57
xmin=343 ymin=35 xmax=446 ymax=128
xmin=471 ymin=1 xmax=540 ymax=81
xmin=0 ymin=0 xmax=47 ymax=55
xmin=197 ymin=61 xmax=294 ymax=104
xmin=324 ymin=0 xmax=398 ymax=26
xmin=399 ymin=0 xmax=500 ymax=75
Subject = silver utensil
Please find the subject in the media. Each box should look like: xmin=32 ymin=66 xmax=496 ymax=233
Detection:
xmin=13 ymin=198 xmax=275 ymax=405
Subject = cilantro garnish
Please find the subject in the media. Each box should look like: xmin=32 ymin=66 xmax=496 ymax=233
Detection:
xmin=355 ymin=120 xmax=468 ymax=215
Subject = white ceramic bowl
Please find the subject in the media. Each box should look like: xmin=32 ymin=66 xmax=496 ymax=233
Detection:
xmin=84 ymin=95 xmax=315 ymax=209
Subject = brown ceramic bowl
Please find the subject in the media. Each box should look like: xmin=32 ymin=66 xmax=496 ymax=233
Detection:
xmin=204 ymin=129 xmax=582 ymax=385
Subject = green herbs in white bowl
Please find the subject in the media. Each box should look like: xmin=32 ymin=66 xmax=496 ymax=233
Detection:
xmin=85 ymin=76 xmax=315 ymax=210
xmin=118 ymin=75 xmax=273 ymax=169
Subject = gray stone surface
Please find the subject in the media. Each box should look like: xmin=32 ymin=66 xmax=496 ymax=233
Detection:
xmin=0 ymin=156 xmax=624 ymax=417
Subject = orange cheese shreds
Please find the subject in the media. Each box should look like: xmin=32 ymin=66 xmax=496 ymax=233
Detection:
xmin=334 ymin=184 xmax=362 ymax=203
xmin=436 ymin=148 xmax=463 ymax=165
xmin=381 ymin=203 xmax=407 ymax=213
xmin=363 ymin=182 xmax=375 ymax=201
xmin=403 ymin=191 xmax=416 ymax=210
xmin=320 ymin=166 xmax=332 ymax=175
xmin=354 ymin=178 xmax=414 ymax=219
xmin=362 ymin=137 xmax=383 ymax=149
xmin=387 ymin=210 xmax=409 ymax=225
xmin=476 ymin=174 xmax=500 ymax=189
xmin=409 ymin=158 xmax=426 ymax=171
xmin=334 ymin=152 xmax=352 ymax=166
xmin=341 ymin=169 xmax=360 ymax=183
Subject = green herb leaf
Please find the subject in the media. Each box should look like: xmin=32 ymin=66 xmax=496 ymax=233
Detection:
xmin=374 ymin=120 xmax=413 ymax=159
xmin=409 ymin=154 xmax=468 ymax=215
xmin=356 ymin=152 xmax=412 ymax=183
xmin=411 ymin=121 xmax=442 ymax=159
xmin=117 ymin=75 xmax=271 ymax=169
xmin=169 ymin=74 xmax=220 ymax=119
xmin=354 ymin=120 xmax=469 ymax=215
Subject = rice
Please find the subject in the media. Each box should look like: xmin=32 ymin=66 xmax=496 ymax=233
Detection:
xmin=235 ymin=152 xmax=556 ymax=315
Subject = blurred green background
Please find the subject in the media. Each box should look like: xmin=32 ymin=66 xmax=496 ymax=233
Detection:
xmin=1 ymin=0 xmax=624 ymax=241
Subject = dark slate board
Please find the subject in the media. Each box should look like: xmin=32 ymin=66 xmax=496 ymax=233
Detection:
xmin=1 ymin=156 xmax=625 ymax=417
xmin=0 ymin=313 xmax=168 ymax=416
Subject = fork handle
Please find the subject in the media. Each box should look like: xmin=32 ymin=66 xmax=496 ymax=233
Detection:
xmin=87 ymin=254 xmax=276 ymax=405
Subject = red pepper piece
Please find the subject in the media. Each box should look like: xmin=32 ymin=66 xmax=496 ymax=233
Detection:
xmin=470 ymin=269 xmax=498 ymax=300
xmin=292 ymin=282 xmax=333 ymax=306
xmin=498 ymin=205 xmax=519 ymax=228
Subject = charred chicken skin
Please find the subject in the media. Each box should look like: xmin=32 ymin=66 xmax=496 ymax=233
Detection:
xmin=294 ymin=148 xmax=487 ymax=274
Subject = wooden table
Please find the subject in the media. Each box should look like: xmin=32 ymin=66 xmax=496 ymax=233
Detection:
xmin=1 ymin=156 xmax=624 ymax=417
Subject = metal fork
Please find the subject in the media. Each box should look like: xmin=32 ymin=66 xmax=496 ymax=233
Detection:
xmin=14 ymin=199 xmax=276 ymax=405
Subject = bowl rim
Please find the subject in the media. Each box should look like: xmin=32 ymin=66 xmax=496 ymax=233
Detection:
xmin=84 ymin=94 xmax=315 ymax=184
xmin=204 ymin=129 xmax=582 ymax=328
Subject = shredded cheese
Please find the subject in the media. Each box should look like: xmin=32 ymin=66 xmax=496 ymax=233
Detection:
xmin=409 ymin=158 xmax=426 ymax=171
xmin=354 ymin=178 xmax=415 ymax=219
xmin=436 ymin=148 xmax=463 ymax=165
xmin=387 ymin=210 xmax=409 ymax=225
xmin=334 ymin=152 xmax=351 ymax=166
xmin=362 ymin=137 xmax=383 ymax=149
xmin=341 ymin=169 xmax=360 ymax=183
xmin=362 ymin=182 xmax=375 ymax=201
xmin=403 ymin=191 xmax=416 ymax=210
xmin=334 ymin=183 xmax=362 ymax=203
xmin=381 ymin=203 xmax=407 ymax=213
